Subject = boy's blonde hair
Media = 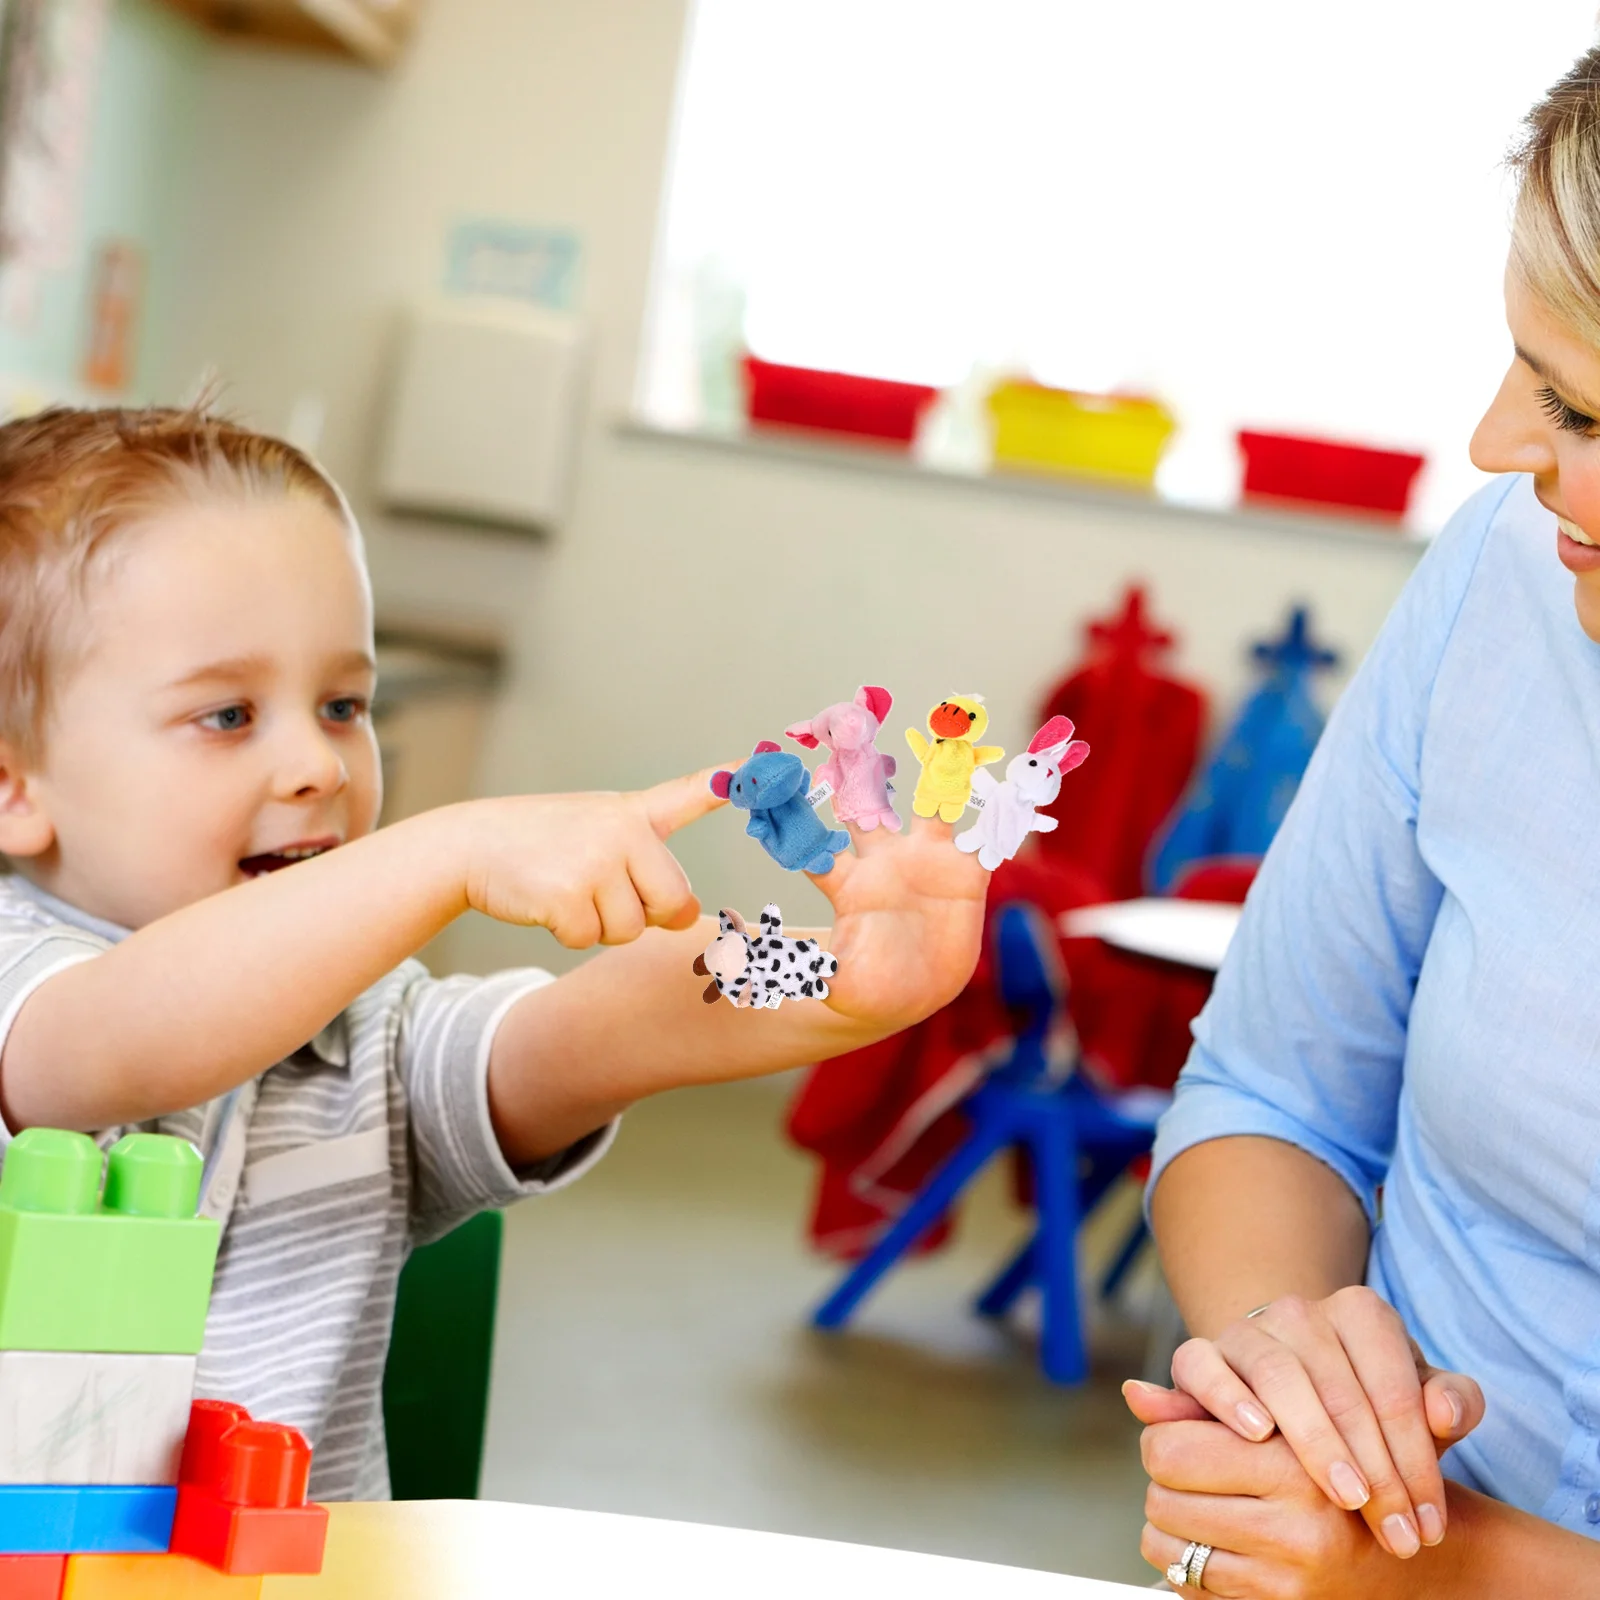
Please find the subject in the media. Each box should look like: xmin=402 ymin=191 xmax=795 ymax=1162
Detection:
xmin=1511 ymin=46 xmax=1600 ymax=347
xmin=0 ymin=405 xmax=348 ymax=763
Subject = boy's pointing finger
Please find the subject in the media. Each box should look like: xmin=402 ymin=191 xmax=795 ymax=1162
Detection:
xmin=639 ymin=765 xmax=735 ymax=839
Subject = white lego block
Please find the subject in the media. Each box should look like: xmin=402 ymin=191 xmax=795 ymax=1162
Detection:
xmin=0 ymin=1350 xmax=196 ymax=1484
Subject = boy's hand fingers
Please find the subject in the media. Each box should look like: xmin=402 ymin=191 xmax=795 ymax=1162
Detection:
xmin=628 ymin=846 xmax=700 ymax=931
xmin=639 ymin=767 xmax=734 ymax=839
xmin=593 ymin=877 xmax=647 ymax=946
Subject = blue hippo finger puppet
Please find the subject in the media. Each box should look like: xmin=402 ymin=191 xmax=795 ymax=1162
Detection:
xmin=710 ymin=741 xmax=851 ymax=874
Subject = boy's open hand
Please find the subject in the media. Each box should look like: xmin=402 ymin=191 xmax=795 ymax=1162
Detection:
xmin=808 ymin=810 xmax=990 ymax=1031
xmin=460 ymin=769 xmax=726 ymax=948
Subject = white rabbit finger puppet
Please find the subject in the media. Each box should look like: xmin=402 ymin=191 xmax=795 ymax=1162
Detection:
xmin=692 ymin=905 xmax=839 ymax=1009
xmin=955 ymin=714 xmax=1090 ymax=872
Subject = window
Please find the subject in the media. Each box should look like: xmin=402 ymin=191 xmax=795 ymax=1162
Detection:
xmin=639 ymin=0 xmax=1599 ymax=529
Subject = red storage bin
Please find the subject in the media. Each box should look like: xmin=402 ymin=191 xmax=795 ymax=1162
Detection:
xmin=1237 ymin=429 xmax=1425 ymax=520
xmin=742 ymin=355 xmax=938 ymax=448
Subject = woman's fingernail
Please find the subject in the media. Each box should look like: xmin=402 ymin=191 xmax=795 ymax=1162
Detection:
xmin=1236 ymin=1401 xmax=1272 ymax=1439
xmin=1383 ymin=1513 xmax=1421 ymax=1558
xmin=1122 ymin=1379 xmax=1157 ymax=1396
xmin=1329 ymin=1460 xmax=1370 ymax=1509
xmin=1445 ymin=1390 xmax=1463 ymax=1434
xmin=1417 ymin=1502 xmax=1445 ymax=1546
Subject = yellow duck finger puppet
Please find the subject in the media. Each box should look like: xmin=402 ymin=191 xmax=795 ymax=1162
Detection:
xmin=905 ymin=693 xmax=1005 ymax=822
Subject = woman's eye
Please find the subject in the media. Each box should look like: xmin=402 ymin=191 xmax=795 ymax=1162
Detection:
xmin=1536 ymin=385 xmax=1599 ymax=436
xmin=321 ymin=697 xmax=368 ymax=725
xmin=198 ymin=705 xmax=251 ymax=733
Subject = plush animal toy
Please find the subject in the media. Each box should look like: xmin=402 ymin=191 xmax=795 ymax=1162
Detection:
xmin=784 ymin=685 xmax=901 ymax=833
xmin=710 ymin=742 xmax=852 ymax=874
xmin=955 ymin=715 xmax=1090 ymax=871
xmin=692 ymin=906 xmax=839 ymax=1008
xmin=905 ymin=694 xmax=1005 ymax=822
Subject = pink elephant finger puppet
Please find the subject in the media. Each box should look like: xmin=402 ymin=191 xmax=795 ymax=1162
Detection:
xmin=783 ymin=684 xmax=902 ymax=833
xmin=905 ymin=693 xmax=1005 ymax=822
xmin=710 ymin=742 xmax=852 ymax=874
xmin=692 ymin=906 xmax=839 ymax=1008
xmin=955 ymin=715 xmax=1090 ymax=871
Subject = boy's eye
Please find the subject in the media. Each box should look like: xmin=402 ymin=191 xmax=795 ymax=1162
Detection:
xmin=197 ymin=705 xmax=251 ymax=733
xmin=1536 ymin=384 xmax=1599 ymax=436
xmin=321 ymin=696 xmax=368 ymax=725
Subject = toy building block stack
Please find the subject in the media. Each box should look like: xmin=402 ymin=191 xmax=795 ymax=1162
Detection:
xmin=0 ymin=1128 xmax=329 ymax=1598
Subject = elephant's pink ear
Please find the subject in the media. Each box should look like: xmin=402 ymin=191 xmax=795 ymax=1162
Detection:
xmin=753 ymin=739 xmax=782 ymax=754
xmin=858 ymin=685 xmax=893 ymax=722
xmin=785 ymin=721 xmax=821 ymax=750
xmin=710 ymin=770 xmax=733 ymax=799
xmin=1029 ymin=715 xmax=1075 ymax=754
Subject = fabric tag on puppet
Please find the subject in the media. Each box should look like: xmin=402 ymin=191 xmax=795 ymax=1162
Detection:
xmin=885 ymin=781 xmax=896 ymax=793
xmin=967 ymin=792 xmax=986 ymax=809
xmin=806 ymin=781 xmax=834 ymax=808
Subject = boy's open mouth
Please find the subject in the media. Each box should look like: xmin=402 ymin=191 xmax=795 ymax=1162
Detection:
xmin=239 ymin=839 xmax=339 ymax=878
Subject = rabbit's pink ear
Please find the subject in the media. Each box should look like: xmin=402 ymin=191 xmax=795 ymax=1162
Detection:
xmin=1029 ymin=715 xmax=1076 ymax=754
xmin=785 ymin=721 xmax=821 ymax=750
xmin=1058 ymin=740 xmax=1090 ymax=773
xmin=857 ymin=685 xmax=893 ymax=722
xmin=710 ymin=770 xmax=733 ymax=799
xmin=753 ymin=739 xmax=782 ymax=755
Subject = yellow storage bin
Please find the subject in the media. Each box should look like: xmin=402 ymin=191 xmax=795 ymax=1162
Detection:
xmin=986 ymin=381 xmax=1176 ymax=487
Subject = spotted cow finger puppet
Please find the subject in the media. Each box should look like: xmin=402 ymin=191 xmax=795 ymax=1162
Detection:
xmin=784 ymin=684 xmax=902 ymax=833
xmin=905 ymin=694 xmax=1005 ymax=822
xmin=956 ymin=714 xmax=1090 ymax=871
xmin=693 ymin=905 xmax=839 ymax=1009
xmin=710 ymin=742 xmax=852 ymax=874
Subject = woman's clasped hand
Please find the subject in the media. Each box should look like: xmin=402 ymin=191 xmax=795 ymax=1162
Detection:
xmin=1126 ymin=1286 xmax=1486 ymax=1597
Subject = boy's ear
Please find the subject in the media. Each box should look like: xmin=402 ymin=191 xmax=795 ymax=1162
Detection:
xmin=0 ymin=742 xmax=55 ymax=858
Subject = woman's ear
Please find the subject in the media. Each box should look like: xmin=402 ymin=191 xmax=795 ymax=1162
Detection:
xmin=0 ymin=742 xmax=55 ymax=858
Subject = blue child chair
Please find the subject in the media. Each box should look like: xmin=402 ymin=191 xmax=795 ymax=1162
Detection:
xmin=812 ymin=902 xmax=1167 ymax=1383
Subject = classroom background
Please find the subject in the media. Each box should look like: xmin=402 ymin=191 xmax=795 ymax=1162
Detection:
xmin=0 ymin=1 xmax=1592 ymax=1589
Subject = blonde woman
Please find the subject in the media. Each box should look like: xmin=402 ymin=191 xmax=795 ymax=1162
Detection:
xmin=1127 ymin=49 xmax=1600 ymax=1596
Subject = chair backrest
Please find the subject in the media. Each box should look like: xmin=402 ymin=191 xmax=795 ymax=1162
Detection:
xmin=990 ymin=902 xmax=1074 ymax=1088
xmin=382 ymin=1208 xmax=503 ymax=1499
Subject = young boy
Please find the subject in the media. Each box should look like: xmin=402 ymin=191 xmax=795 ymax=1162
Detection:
xmin=0 ymin=406 xmax=987 ymax=1499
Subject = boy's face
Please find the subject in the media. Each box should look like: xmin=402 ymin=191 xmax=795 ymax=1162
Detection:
xmin=11 ymin=495 xmax=381 ymax=930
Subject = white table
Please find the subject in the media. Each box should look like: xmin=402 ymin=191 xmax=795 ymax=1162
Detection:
xmin=1062 ymin=898 xmax=1242 ymax=973
xmin=261 ymin=1501 xmax=1156 ymax=1597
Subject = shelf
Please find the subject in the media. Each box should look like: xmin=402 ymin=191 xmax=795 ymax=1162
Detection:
xmin=616 ymin=419 xmax=1437 ymax=552
xmin=155 ymin=0 xmax=417 ymax=67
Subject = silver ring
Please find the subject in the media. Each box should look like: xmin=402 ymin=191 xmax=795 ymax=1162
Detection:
xmin=1186 ymin=1543 xmax=1214 ymax=1589
xmin=1165 ymin=1542 xmax=1199 ymax=1587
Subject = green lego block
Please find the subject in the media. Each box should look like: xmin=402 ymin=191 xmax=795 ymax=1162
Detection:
xmin=0 ymin=1130 xmax=219 ymax=1354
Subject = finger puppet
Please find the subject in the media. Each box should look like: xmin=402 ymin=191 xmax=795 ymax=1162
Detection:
xmin=955 ymin=715 xmax=1090 ymax=871
xmin=784 ymin=684 xmax=902 ymax=832
xmin=693 ymin=906 xmax=839 ymax=1008
xmin=905 ymin=694 xmax=1005 ymax=822
xmin=710 ymin=742 xmax=852 ymax=874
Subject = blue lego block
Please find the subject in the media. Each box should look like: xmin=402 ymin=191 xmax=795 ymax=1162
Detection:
xmin=0 ymin=1485 xmax=176 ymax=1554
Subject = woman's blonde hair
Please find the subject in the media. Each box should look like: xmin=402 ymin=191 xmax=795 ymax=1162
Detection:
xmin=1512 ymin=46 xmax=1600 ymax=346
xmin=0 ymin=404 xmax=352 ymax=763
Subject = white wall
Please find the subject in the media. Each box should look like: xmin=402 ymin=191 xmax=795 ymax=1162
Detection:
xmin=163 ymin=0 xmax=1424 ymax=975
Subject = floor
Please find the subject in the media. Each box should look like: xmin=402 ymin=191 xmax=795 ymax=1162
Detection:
xmin=480 ymin=1078 xmax=1162 ymax=1590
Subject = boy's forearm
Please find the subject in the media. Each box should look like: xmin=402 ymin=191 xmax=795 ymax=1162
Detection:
xmin=487 ymin=919 xmax=880 ymax=1166
xmin=1149 ymin=1136 xmax=1371 ymax=1337
xmin=0 ymin=808 xmax=471 ymax=1132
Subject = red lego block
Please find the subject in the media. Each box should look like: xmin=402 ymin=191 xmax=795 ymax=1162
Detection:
xmin=168 ymin=1491 xmax=326 ymax=1577
xmin=170 ymin=1401 xmax=325 ymax=1577
xmin=0 ymin=1552 xmax=66 ymax=1600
